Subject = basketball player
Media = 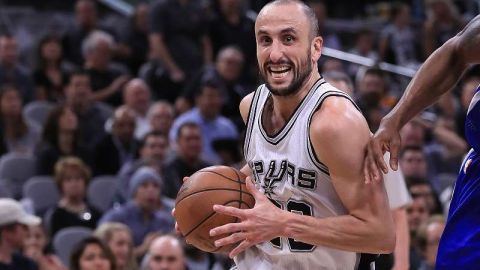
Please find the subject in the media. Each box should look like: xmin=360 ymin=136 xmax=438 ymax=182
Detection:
xmin=364 ymin=15 xmax=480 ymax=269
xmin=208 ymin=1 xmax=395 ymax=269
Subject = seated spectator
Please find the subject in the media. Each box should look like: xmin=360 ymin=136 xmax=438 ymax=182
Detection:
xmin=93 ymin=106 xmax=139 ymax=176
xmin=70 ymin=237 xmax=116 ymax=270
xmin=0 ymin=198 xmax=41 ymax=270
xmin=24 ymin=224 xmax=66 ymax=270
xmin=407 ymin=195 xmax=431 ymax=237
xmin=140 ymin=101 xmax=175 ymax=140
xmin=33 ymin=35 xmax=71 ymax=102
xmin=100 ymin=167 xmax=174 ymax=252
xmin=348 ymin=29 xmax=378 ymax=77
xmin=35 ymin=106 xmax=90 ymax=175
xmin=164 ymin=122 xmax=210 ymax=199
xmin=122 ymin=79 xmax=151 ymax=140
xmin=407 ymin=176 xmax=443 ymax=215
xmin=94 ymin=223 xmax=138 ymax=270
xmin=0 ymin=34 xmax=35 ymax=103
xmin=0 ymin=85 xmax=40 ymax=155
xmin=64 ymin=70 xmax=109 ymax=148
xmin=169 ymin=81 xmax=238 ymax=164
xmin=83 ymin=31 xmax=130 ymax=107
xmin=415 ymin=215 xmax=446 ymax=270
xmin=116 ymin=131 xmax=169 ymax=203
xmin=323 ymin=70 xmax=354 ymax=97
xmin=48 ymin=157 xmax=101 ymax=237
xmin=145 ymin=235 xmax=186 ymax=270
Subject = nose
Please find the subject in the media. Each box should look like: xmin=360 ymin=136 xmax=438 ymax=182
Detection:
xmin=268 ymin=40 xmax=284 ymax=63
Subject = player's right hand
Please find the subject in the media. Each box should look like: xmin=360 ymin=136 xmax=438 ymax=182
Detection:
xmin=364 ymin=118 xmax=402 ymax=184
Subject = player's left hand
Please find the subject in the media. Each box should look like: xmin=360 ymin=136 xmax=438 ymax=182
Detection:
xmin=209 ymin=177 xmax=286 ymax=258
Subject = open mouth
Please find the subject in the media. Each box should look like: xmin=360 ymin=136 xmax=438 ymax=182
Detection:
xmin=268 ymin=65 xmax=292 ymax=79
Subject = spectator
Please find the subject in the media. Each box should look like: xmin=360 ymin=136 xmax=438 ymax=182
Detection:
xmin=163 ymin=122 xmax=210 ymax=199
xmin=148 ymin=0 xmax=213 ymax=100
xmin=48 ymin=157 xmax=101 ymax=237
xmin=82 ymin=30 xmax=130 ymax=107
xmin=400 ymin=146 xmax=428 ymax=181
xmin=35 ymin=106 xmax=90 ymax=175
xmin=379 ymin=3 xmax=419 ymax=67
xmin=93 ymin=106 xmax=139 ymax=176
xmin=348 ymin=29 xmax=379 ymax=77
xmin=64 ymin=70 xmax=109 ymax=148
xmin=145 ymin=235 xmax=186 ymax=270
xmin=123 ymin=79 xmax=152 ymax=140
xmin=94 ymin=223 xmax=138 ymax=270
xmin=209 ymin=0 xmax=256 ymax=82
xmin=100 ymin=167 xmax=174 ymax=252
xmin=0 ymin=34 xmax=35 ymax=103
xmin=408 ymin=177 xmax=443 ymax=214
xmin=0 ymin=198 xmax=41 ymax=270
xmin=116 ymin=131 xmax=169 ymax=203
xmin=305 ymin=0 xmax=342 ymax=50
xmin=141 ymin=101 xmax=175 ymax=139
xmin=407 ymin=195 xmax=430 ymax=236
xmin=70 ymin=237 xmax=116 ymax=270
xmin=169 ymin=81 xmax=238 ymax=164
xmin=33 ymin=35 xmax=71 ymax=102
xmin=23 ymin=224 xmax=66 ymax=270
xmin=0 ymin=85 xmax=40 ymax=155
xmin=117 ymin=3 xmax=150 ymax=74
xmin=416 ymin=215 xmax=446 ymax=270
xmin=423 ymin=0 xmax=465 ymax=58
xmin=323 ymin=70 xmax=354 ymax=96
xmin=177 ymin=46 xmax=250 ymax=128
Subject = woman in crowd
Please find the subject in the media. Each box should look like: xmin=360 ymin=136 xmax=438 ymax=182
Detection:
xmin=48 ymin=157 xmax=101 ymax=236
xmin=94 ymin=222 xmax=138 ymax=270
xmin=70 ymin=237 xmax=116 ymax=270
xmin=35 ymin=105 xmax=91 ymax=175
xmin=23 ymin=224 xmax=67 ymax=270
xmin=0 ymin=85 xmax=40 ymax=155
xmin=33 ymin=35 xmax=71 ymax=102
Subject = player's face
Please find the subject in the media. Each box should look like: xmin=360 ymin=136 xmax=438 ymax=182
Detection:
xmin=255 ymin=3 xmax=321 ymax=96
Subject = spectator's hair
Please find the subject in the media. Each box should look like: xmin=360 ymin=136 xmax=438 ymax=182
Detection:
xmin=176 ymin=122 xmax=200 ymax=140
xmin=415 ymin=214 xmax=445 ymax=252
xmin=42 ymin=105 xmax=81 ymax=148
xmin=323 ymin=71 xmax=354 ymax=92
xmin=54 ymin=156 xmax=91 ymax=192
xmin=94 ymin=223 xmax=138 ymax=270
xmin=82 ymin=30 xmax=114 ymax=58
xmin=0 ymin=85 xmax=27 ymax=139
xmin=66 ymin=69 xmax=90 ymax=86
xmin=399 ymin=145 xmax=425 ymax=159
xmin=195 ymin=78 xmax=222 ymax=98
xmin=140 ymin=130 xmax=167 ymax=150
xmin=261 ymin=0 xmax=319 ymax=40
xmin=390 ymin=2 xmax=409 ymax=21
xmin=70 ymin=237 xmax=116 ymax=270
xmin=216 ymin=45 xmax=244 ymax=63
xmin=147 ymin=100 xmax=174 ymax=120
xmin=35 ymin=34 xmax=63 ymax=70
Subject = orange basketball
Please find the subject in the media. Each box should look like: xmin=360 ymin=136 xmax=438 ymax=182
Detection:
xmin=174 ymin=166 xmax=255 ymax=253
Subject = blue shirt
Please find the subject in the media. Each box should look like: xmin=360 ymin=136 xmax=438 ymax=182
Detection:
xmin=436 ymin=85 xmax=480 ymax=269
xmin=169 ymin=108 xmax=238 ymax=164
xmin=100 ymin=201 xmax=174 ymax=246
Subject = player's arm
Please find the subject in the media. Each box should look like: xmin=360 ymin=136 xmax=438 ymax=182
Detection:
xmin=238 ymin=92 xmax=255 ymax=178
xmin=383 ymin=14 xmax=480 ymax=131
xmin=281 ymin=97 xmax=395 ymax=253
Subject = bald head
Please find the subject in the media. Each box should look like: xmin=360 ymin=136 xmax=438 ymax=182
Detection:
xmin=148 ymin=235 xmax=185 ymax=270
xmin=258 ymin=0 xmax=319 ymax=40
xmin=123 ymin=78 xmax=151 ymax=115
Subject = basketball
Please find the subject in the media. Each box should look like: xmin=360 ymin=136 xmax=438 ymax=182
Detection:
xmin=174 ymin=166 xmax=255 ymax=253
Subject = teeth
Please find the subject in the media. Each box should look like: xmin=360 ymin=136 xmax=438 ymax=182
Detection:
xmin=269 ymin=66 xmax=290 ymax=73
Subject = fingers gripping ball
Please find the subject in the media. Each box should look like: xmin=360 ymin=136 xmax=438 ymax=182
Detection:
xmin=174 ymin=166 xmax=255 ymax=253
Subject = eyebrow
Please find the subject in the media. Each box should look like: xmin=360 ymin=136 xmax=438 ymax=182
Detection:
xmin=257 ymin=27 xmax=297 ymax=36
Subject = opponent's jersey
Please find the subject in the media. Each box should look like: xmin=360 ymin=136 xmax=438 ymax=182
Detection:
xmin=436 ymin=84 xmax=480 ymax=269
xmin=237 ymin=78 xmax=360 ymax=270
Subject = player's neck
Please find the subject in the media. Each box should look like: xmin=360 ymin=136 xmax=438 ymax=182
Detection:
xmin=271 ymin=72 xmax=320 ymax=121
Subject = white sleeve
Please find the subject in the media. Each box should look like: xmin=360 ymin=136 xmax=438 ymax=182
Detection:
xmin=383 ymin=153 xmax=412 ymax=209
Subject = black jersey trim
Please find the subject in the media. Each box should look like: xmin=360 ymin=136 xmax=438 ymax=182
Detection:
xmin=306 ymin=90 xmax=361 ymax=174
xmin=258 ymin=78 xmax=326 ymax=146
xmin=243 ymin=86 xmax=263 ymax=158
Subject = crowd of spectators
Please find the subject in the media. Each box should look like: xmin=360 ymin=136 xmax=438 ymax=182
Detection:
xmin=0 ymin=0 xmax=478 ymax=269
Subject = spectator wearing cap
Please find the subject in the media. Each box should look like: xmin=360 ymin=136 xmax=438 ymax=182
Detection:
xmin=100 ymin=167 xmax=174 ymax=255
xmin=93 ymin=106 xmax=140 ymax=176
xmin=169 ymin=80 xmax=238 ymax=164
xmin=0 ymin=198 xmax=41 ymax=270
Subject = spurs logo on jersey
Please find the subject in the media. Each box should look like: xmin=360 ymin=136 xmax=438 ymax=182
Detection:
xmin=237 ymin=78 xmax=363 ymax=270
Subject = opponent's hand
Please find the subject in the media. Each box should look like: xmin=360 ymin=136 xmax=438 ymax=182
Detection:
xmin=209 ymin=177 xmax=285 ymax=258
xmin=364 ymin=118 xmax=402 ymax=184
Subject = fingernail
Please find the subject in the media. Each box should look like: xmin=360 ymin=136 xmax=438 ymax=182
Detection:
xmin=209 ymin=229 xmax=215 ymax=236
xmin=214 ymin=241 xmax=220 ymax=247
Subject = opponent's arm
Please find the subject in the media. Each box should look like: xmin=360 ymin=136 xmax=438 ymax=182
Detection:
xmin=384 ymin=14 xmax=480 ymax=132
xmin=282 ymin=97 xmax=395 ymax=253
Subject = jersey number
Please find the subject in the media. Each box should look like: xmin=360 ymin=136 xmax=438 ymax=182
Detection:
xmin=269 ymin=199 xmax=316 ymax=252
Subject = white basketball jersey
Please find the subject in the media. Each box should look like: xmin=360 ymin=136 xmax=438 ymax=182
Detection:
xmin=237 ymin=78 xmax=360 ymax=270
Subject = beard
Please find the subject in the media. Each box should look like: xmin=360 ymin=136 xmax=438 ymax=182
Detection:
xmin=261 ymin=49 xmax=312 ymax=97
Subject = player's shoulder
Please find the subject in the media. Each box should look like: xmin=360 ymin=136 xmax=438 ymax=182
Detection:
xmin=239 ymin=85 xmax=264 ymax=123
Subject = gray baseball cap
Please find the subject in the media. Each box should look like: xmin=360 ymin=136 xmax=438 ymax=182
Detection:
xmin=0 ymin=198 xmax=41 ymax=227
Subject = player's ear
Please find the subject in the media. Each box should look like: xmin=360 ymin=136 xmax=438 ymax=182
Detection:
xmin=311 ymin=36 xmax=323 ymax=62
